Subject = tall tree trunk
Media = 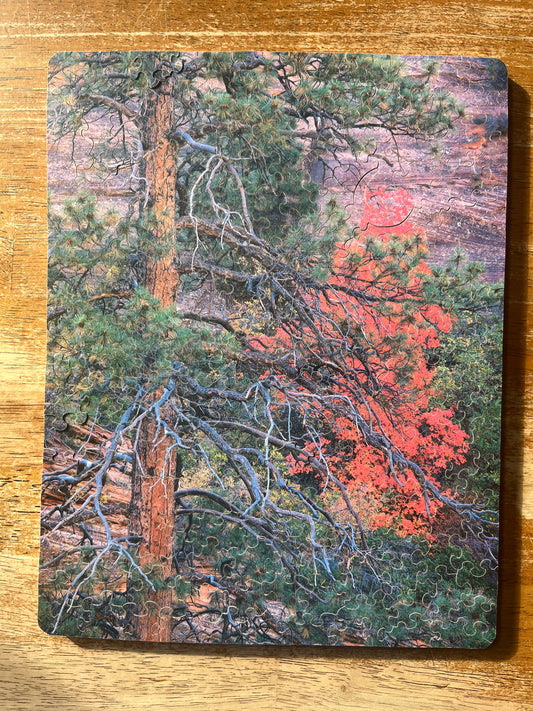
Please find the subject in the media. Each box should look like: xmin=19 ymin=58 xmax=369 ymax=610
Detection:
xmin=129 ymin=64 xmax=180 ymax=642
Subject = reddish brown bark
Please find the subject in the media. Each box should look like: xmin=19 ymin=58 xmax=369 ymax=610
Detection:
xmin=130 ymin=425 xmax=176 ymax=642
xmin=129 ymin=65 xmax=179 ymax=642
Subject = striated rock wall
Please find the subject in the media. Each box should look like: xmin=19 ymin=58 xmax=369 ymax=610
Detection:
xmin=318 ymin=56 xmax=508 ymax=281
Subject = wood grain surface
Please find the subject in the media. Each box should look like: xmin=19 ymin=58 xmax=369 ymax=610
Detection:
xmin=0 ymin=1 xmax=531 ymax=708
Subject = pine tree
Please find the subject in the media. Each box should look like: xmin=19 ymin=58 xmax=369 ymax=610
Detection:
xmin=43 ymin=52 xmax=499 ymax=645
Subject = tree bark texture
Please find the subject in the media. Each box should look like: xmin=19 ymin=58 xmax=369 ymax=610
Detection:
xmin=129 ymin=66 xmax=179 ymax=642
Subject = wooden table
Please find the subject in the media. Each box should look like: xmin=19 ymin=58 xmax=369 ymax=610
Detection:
xmin=0 ymin=1 xmax=531 ymax=708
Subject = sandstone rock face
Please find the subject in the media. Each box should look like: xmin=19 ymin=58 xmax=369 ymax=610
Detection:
xmin=314 ymin=57 xmax=507 ymax=282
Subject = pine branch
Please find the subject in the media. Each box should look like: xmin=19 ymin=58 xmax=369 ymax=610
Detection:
xmin=168 ymin=130 xmax=218 ymax=154
xmin=86 ymin=94 xmax=139 ymax=120
xmin=88 ymin=292 xmax=132 ymax=303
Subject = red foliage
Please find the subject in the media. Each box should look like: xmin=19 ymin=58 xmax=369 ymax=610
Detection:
xmin=255 ymin=188 xmax=468 ymax=538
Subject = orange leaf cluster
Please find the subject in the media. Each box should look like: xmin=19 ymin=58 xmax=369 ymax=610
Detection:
xmin=257 ymin=188 xmax=468 ymax=538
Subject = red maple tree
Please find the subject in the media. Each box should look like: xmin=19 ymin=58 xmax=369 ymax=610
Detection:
xmin=255 ymin=188 xmax=468 ymax=538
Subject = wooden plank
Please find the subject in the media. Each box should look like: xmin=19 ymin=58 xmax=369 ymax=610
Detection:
xmin=0 ymin=1 xmax=531 ymax=708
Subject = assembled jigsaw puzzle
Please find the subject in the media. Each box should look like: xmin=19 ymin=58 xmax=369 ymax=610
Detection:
xmin=40 ymin=52 xmax=507 ymax=646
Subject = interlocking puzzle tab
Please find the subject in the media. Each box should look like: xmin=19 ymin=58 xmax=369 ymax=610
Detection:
xmin=40 ymin=52 xmax=506 ymax=646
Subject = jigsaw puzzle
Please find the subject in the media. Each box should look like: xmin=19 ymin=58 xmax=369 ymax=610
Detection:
xmin=40 ymin=52 xmax=507 ymax=646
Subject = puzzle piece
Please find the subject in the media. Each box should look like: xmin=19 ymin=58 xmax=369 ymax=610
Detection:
xmin=39 ymin=52 xmax=506 ymax=647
